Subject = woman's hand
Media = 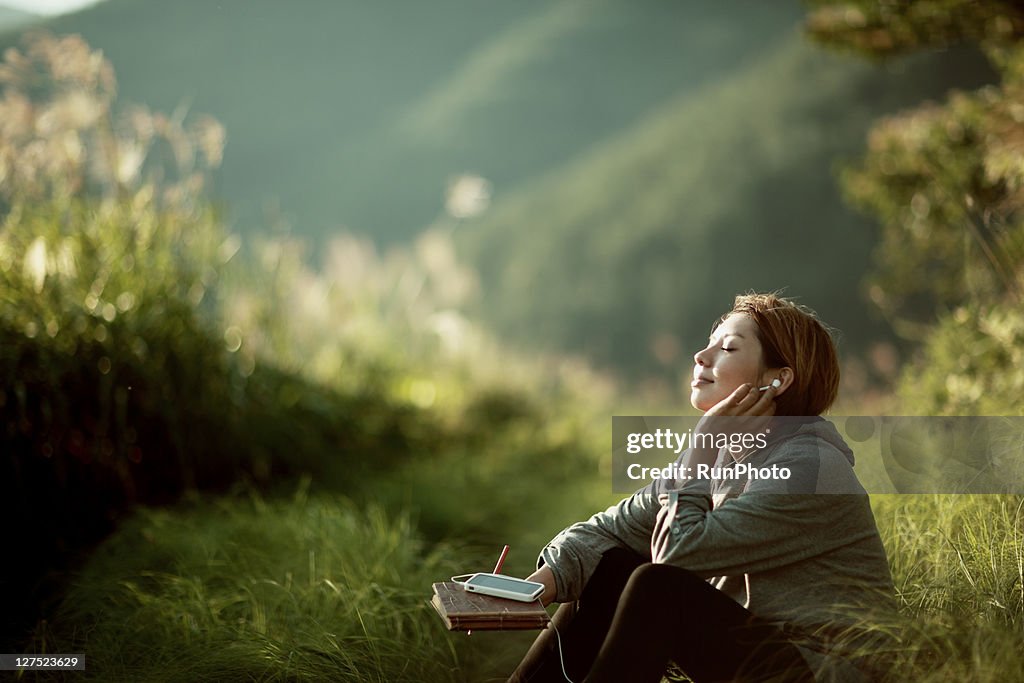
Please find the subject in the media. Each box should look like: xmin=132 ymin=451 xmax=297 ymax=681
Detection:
xmin=687 ymin=382 xmax=779 ymax=467
xmin=526 ymin=565 xmax=557 ymax=606
xmin=702 ymin=381 xmax=778 ymax=426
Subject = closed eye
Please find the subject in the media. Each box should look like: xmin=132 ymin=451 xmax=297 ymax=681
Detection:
xmin=721 ymin=347 xmax=735 ymax=352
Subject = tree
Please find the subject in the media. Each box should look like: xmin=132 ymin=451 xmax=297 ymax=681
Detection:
xmin=805 ymin=1 xmax=1024 ymax=414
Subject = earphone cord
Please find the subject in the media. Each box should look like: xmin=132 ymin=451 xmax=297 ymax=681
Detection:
xmin=551 ymin=623 xmax=575 ymax=683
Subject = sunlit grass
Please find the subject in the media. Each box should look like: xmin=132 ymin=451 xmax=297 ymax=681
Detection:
xmin=870 ymin=494 xmax=1024 ymax=681
xmin=24 ymin=488 xmax=1024 ymax=682
xmin=26 ymin=488 xmax=495 ymax=682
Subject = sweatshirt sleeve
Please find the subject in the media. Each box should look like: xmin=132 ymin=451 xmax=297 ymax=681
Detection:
xmin=537 ymin=489 xmax=659 ymax=603
xmin=651 ymin=440 xmax=875 ymax=577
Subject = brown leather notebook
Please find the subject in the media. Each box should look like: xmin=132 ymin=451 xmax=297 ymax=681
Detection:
xmin=430 ymin=581 xmax=551 ymax=631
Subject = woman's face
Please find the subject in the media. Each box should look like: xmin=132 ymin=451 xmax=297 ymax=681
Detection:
xmin=689 ymin=314 xmax=768 ymax=412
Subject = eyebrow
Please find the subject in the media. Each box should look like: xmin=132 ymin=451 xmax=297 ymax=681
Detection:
xmin=709 ymin=332 xmax=746 ymax=342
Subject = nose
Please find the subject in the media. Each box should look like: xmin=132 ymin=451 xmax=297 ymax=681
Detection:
xmin=693 ymin=345 xmax=709 ymax=367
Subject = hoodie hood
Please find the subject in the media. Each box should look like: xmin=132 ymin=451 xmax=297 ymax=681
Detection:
xmin=779 ymin=416 xmax=856 ymax=466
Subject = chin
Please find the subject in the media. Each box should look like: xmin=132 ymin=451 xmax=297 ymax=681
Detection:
xmin=689 ymin=390 xmax=713 ymax=412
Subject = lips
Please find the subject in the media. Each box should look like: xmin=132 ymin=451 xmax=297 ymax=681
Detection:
xmin=691 ymin=376 xmax=714 ymax=387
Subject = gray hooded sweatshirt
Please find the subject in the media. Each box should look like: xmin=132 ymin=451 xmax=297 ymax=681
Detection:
xmin=538 ymin=417 xmax=898 ymax=682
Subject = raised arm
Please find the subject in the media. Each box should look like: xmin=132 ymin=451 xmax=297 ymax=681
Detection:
xmin=651 ymin=442 xmax=874 ymax=576
xmin=528 ymin=489 xmax=659 ymax=604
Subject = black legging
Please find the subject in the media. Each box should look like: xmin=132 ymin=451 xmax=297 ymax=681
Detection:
xmin=508 ymin=548 xmax=817 ymax=683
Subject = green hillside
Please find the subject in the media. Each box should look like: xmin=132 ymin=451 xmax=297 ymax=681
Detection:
xmin=6 ymin=0 xmax=804 ymax=242
xmin=0 ymin=1 xmax=994 ymax=382
xmin=0 ymin=6 xmax=36 ymax=30
xmin=456 ymin=31 xmax=994 ymax=381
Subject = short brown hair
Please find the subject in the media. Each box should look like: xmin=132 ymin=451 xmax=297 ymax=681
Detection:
xmin=719 ymin=292 xmax=840 ymax=416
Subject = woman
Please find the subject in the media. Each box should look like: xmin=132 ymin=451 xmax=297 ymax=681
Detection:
xmin=508 ymin=293 xmax=897 ymax=683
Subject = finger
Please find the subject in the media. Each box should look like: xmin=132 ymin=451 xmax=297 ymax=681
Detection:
xmin=737 ymin=383 xmax=761 ymax=406
xmin=744 ymin=391 xmax=776 ymax=422
xmin=732 ymin=383 xmax=756 ymax=407
xmin=730 ymin=383 xmax=752 ymax=398
xmin=748 ymin=386 xmax=778 ymax=415
xmin=709 ymin=384 xmax=757 ymax=417
xmin=758 ymin=378 xmax=782 ymax=396
xmin=749 ymin=401 xmax=776 ymax=422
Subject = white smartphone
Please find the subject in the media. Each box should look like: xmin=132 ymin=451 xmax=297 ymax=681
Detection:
xmin=462 ymin=573 xmax=545 ymax=602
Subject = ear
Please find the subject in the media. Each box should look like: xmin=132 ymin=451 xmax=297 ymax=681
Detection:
xmin=767 ymin=367 xmax=794 ymax=396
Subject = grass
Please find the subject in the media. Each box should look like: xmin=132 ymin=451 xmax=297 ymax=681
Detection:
xmin=20 ymin=485 xmax=1024 ymax=681
xmin=871 ymin=494 xmax=1024 ymax=681
xmin=23 ymin=485 xmax=501 ymax=682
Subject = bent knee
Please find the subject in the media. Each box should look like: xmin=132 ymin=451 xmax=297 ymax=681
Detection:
xmin=625 ymin=562 xmax=704 ymax=592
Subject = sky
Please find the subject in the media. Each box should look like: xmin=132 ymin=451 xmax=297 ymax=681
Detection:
xmin=1 ymin=0 xmax=101 ymax=15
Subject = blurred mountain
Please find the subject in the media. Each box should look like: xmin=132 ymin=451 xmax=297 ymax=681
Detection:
xmin=0 ymin=0 xmax=994 ymax=382
xmin=456 ymin=31 xmax=994 ymax=379
xmin=0 ymin=5 xmax=38 ymax=30
xmin=2 ymin=0 xmax=804 ymax=242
